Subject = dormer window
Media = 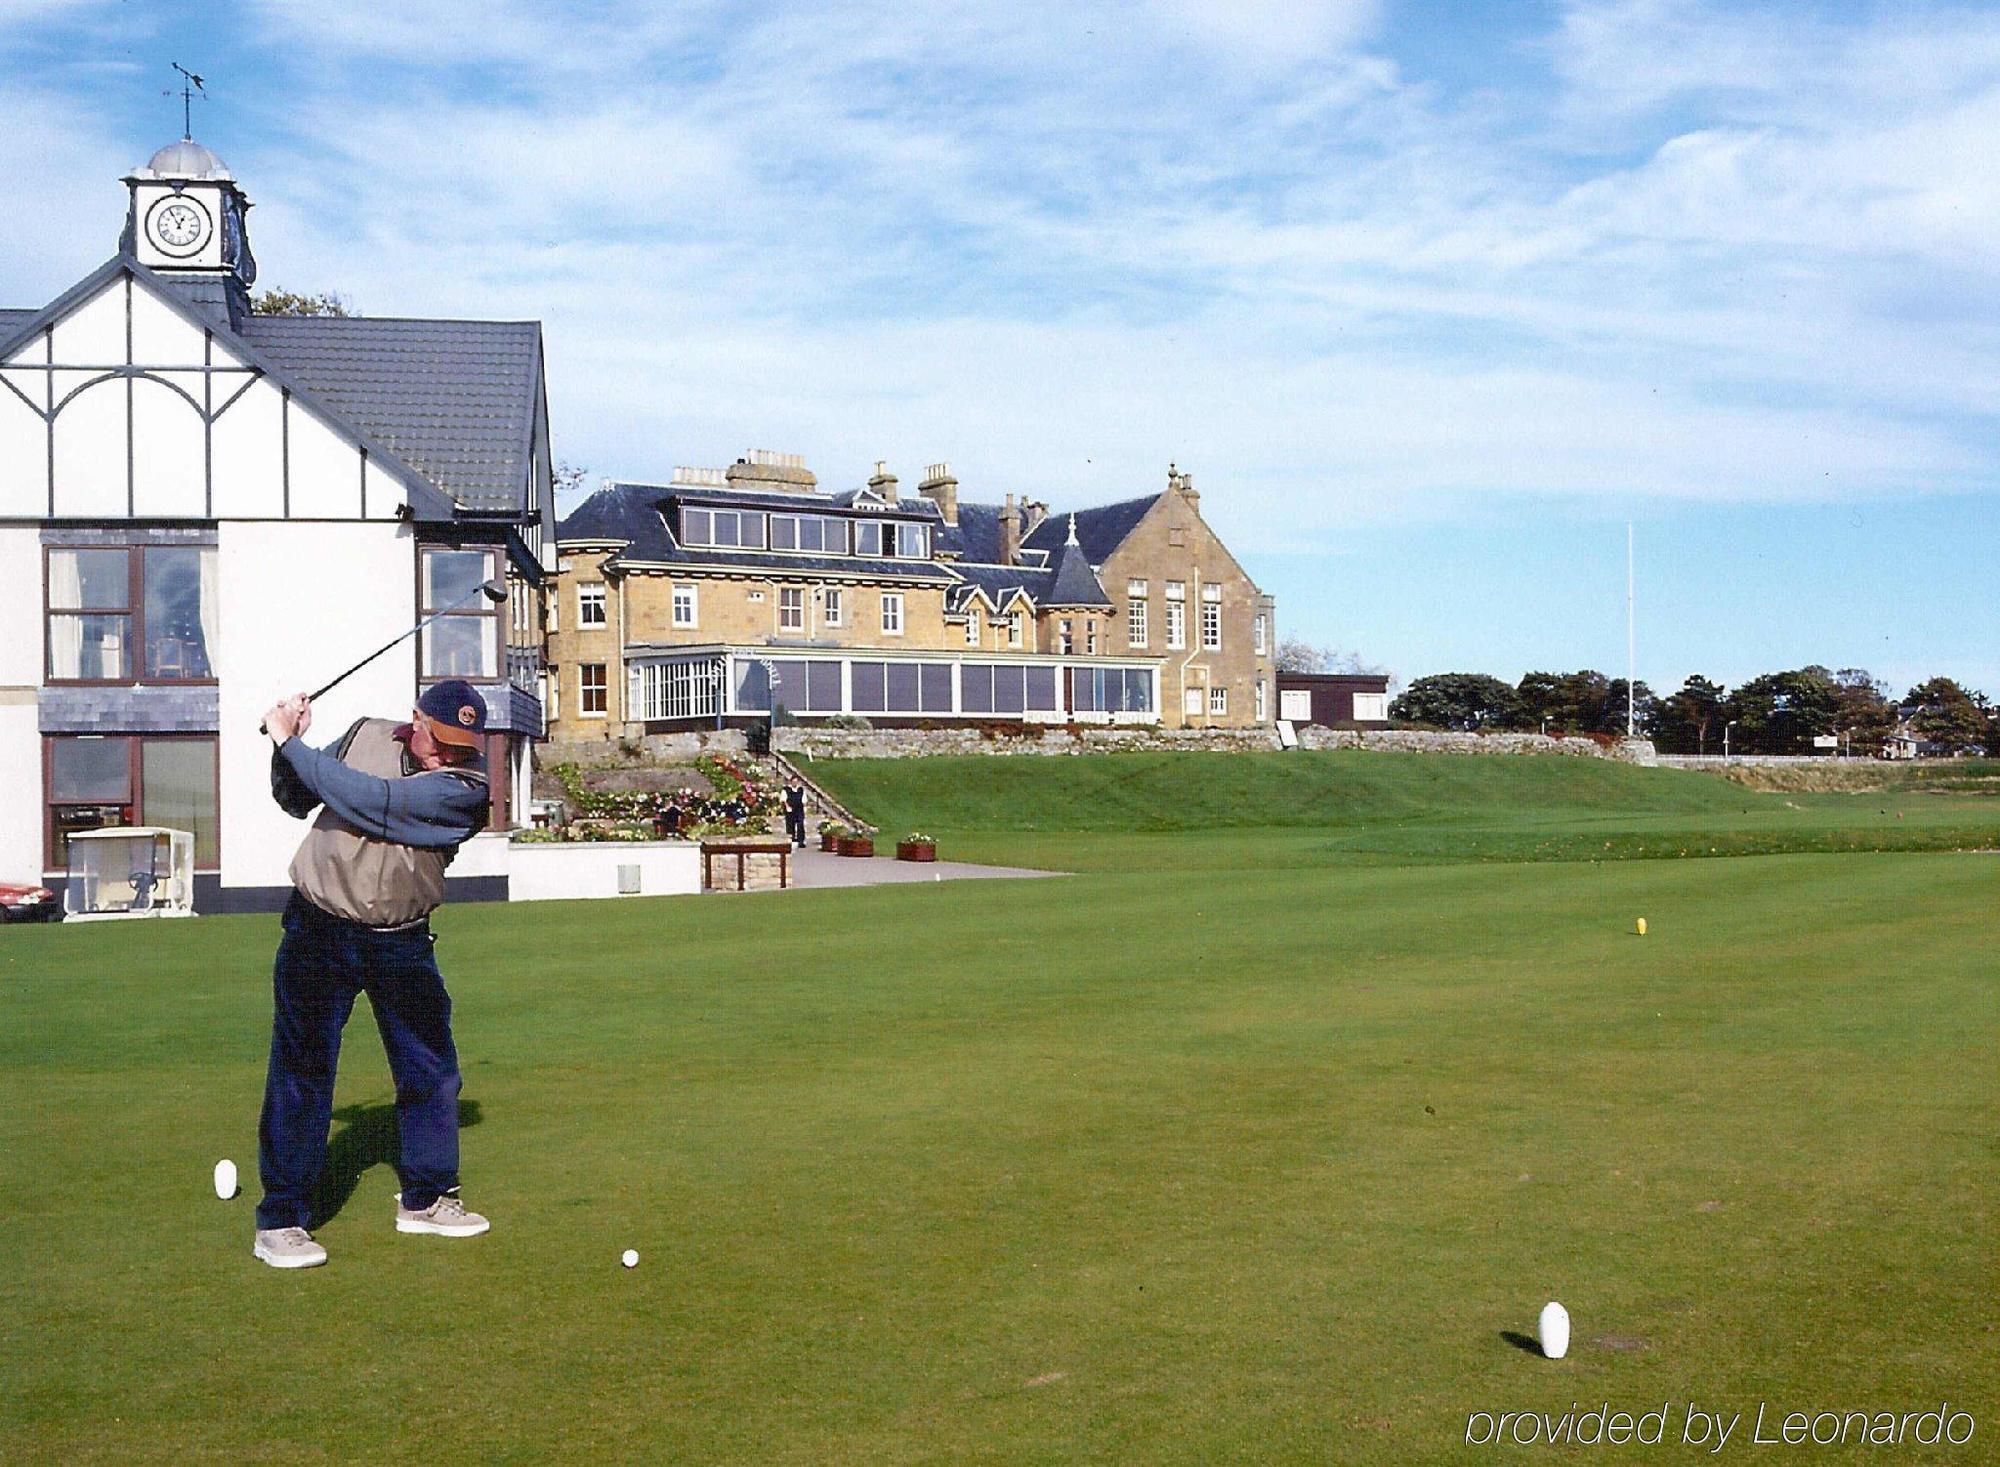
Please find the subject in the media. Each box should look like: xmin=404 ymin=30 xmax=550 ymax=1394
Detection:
xmin=679 ymin=506 xmax=767 ymax=549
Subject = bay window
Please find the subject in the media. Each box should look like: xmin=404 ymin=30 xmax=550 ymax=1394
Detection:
xmin=420 ymin=547 xmax=500 ymax=680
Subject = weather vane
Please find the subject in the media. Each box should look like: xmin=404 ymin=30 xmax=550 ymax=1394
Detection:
xmin=167 ymin=61 xmax=205 ymax=141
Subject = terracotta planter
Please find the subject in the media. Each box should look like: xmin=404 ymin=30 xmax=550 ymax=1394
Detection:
xmin=837 ymin=836 xmax=875 ymax=858
xmin=896 ymin=841 xmax=938 ymax=863
xmin=819 ymin=832 xmax=839 ymax=852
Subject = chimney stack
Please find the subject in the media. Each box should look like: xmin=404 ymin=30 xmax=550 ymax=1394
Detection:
xmin=1179 ymin=470 xmax=1198 ymax=512
xmin=868 ymin=460 xmax=899 ymax=504
xmin=1022 ymin=499 xmax=1049 ymax=535
xmin=999 ymin=493 xmax=1022 ymax=566
xmin=918 ymin=461 xmax=959 ymax=526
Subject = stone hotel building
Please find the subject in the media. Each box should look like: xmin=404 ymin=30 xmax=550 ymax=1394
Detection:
xmin=546 ymin=454 xmax=1276 ymax=737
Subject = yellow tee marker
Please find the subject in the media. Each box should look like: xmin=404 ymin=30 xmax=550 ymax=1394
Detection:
xmin=1635 ymin=917 xmax=1648 ymax=936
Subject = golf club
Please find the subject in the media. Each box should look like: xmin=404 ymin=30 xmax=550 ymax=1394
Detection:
xmin=258 ymin=577 xmax=508 ymax=732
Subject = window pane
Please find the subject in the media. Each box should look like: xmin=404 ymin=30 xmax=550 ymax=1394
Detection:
xmin=142 ymin=739 xmax=219 ymax=867
xmin=772 ymin=517 xmax=798 ymax=551
xmin=682 ymin=508 xmax=711 ymax=545
xmin=144 ymin=547 xmax=215 ymax=679
xmin=423 ymin=616 xmax=496 ymax=678
xmin=1025 ymin=666 xmax=1057 ymax=711
xmin=50 ymin=613 xmax=129 ymax=679
xmin=855 ymin=522 xmax=882 ymax=556
xmin=734 ymin=660 xmax=771 ymax=712
xmin=49 ymin=548 xmax=128 ymax=610
xmin=768 ymin=659 xmax=805 ymax=714
xmin=52 ymin=737 xmax=131 ymax=801
xmin=961 ymin=665 xmax=986 ymax=712
xmin=424 ymin=549 xmax=489 ymax=609
xmin=886 ymin=662 xmax=920 ymax=712
xmin=820 ymin=519 xmax=847 ymax=554
xmin=996 ymin=666 xmax=1026 ymax=714
xmin=712 ymin=513 xmax=740 ymax=547
xmin=1127 ymin=671 xmax=1152 ymax=712
xmin=852 ymin=661 xmax=886 ymax=713
xmin=807 ymin=660 xmax=842 ymax=712
xmin=920 ymin=663 xmax=952 ymax=712
xmin=739 ymin=513 xmax=766 ymax=549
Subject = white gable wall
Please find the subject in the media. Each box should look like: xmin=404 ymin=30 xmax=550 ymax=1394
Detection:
xmin=0 ymin=527 xmax=42 ymax=880
xmin=216 ymin=520 xmax=420 ymax=891
xmin=0 ymin=270 xmax=415 ymax=524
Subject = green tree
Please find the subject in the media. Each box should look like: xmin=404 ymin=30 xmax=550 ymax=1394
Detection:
xmin=1654 ymin=675 xmax=1727 ymax=754
xmin=251 ymin=288 xmax=350 ymax=317
xmin=1830 ymin=669 xmax=1896 ymax=752
xmin=1391 ymin=673 xmax=1519 ymax=731
xmin=1903 ymin=677 xmax=1990 ymax=754
xmin=1727 ymin=668 xmax=1839 ymax=753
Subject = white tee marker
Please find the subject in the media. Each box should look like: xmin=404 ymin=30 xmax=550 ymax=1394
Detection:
xmin=1539 ymin=1301 xmax=1570 ymax=1359
xmin=213 ymin=1159 xmax=238 ymax=1200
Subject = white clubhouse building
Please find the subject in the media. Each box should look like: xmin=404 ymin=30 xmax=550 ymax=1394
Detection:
xmin=0 ymin=137 xmax=553 ymax=910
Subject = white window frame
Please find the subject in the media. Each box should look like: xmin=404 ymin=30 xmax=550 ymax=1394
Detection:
xmin=1059 ymin=618 xmax=1074 ymax=654
xmin=822 ymin=587 xmax=843 ymax=627
xmin=880 ymin=593 xmax=904 ymax=636
xmin=1085 ymin=619 xmax=1098 ymax=655
xmin=1184 ymin=686 xmax=1202 ymax=717
xmin=577 ymin=582 xmax=607 ymax=628
xmin=1255 ymin=679 xmax=1267 ymax=721
xmin=1008 ymin=610 xmax=1024 ymax=648
xmin=778 ymin=586 xmax=805 ymax=633
xmin=1209 ymin=686 xmax=1227 ymax=717
xmin=1128 ymin=596 xmax=1148 ymax=648
xmin=965 ymin=605 xmax=981 ymax=645
xmin=579 ymin=662 xmax=608 ymax=718
xmin=1166 ymin=601 xmax=1185 ymax=651
xmin=1253 ymin=613 xmax=1266 ymax=656
xmin=672 ymin=583 xmax=698 ymax=629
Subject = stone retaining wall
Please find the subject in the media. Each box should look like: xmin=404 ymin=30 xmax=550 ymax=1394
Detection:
xmin=1654 ymin=754 xmax=1863 ymax=769
xmin=542 ymin=729 xmax=748 ymax=768
xmin=1300 ymin=727 xmax=1658 ymax=765
xmin=772 ymin=724 xmax=1659 ymax=764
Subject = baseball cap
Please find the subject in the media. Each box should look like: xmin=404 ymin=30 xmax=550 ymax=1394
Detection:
xmin=417 ymin=679 xmax=488 ymax=750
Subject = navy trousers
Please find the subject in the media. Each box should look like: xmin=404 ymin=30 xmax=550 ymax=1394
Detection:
xmin=256 ymin=891 xmax=463 ymax=1230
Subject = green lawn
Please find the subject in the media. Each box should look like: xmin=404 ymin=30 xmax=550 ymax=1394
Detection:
xmin=2 ymin=753 xmax=1994 ymax=1463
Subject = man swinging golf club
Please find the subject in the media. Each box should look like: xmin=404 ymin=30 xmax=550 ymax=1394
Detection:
xmin=251 ymin=678 xmax=494 ymax=1269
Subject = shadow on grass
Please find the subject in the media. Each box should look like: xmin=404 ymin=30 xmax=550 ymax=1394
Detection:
xmin=1499 ymin=1330 xmax=1544 ymax=1357
xmin=308 ymin=1097 xmax=482 ymax=1228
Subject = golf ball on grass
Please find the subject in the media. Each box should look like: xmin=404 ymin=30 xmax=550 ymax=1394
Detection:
xmin=1539 ymin=1301 xmax=1571 ymax=1359
xmin=622 ymin=1249 xmax=639 ymax=1268
xmin=213 ymin=1159 xmax=238 ymax=1200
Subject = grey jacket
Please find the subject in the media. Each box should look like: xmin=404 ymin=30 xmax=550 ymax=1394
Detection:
xmin=273 ymin=718 xmax=488 ymax=927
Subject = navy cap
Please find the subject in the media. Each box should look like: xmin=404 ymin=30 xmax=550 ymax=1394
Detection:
xmin=418 ymin=679 xmax=488 ymax=749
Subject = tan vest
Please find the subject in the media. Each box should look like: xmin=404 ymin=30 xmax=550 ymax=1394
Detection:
xmin=289 ymin=719 xmax=486 ymax=928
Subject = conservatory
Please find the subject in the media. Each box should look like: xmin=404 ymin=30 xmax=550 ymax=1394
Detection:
xmin=624 ymin=645 xmax=1161 ymax=730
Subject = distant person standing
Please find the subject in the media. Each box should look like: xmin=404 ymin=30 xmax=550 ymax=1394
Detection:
xmin=784 ymin=779 xmax=808 ymax=848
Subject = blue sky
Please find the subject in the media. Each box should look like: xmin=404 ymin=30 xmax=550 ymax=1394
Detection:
xmin=2 ymin=0 xmax=1994 ymax=696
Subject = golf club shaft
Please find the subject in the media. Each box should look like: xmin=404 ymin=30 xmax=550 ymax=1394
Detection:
xmin=259 ymin=580 xmax=504 ymax=733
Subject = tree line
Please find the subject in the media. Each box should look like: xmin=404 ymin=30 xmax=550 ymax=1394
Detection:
xmin=1386 ymin=667 xmax=1994 ymax=756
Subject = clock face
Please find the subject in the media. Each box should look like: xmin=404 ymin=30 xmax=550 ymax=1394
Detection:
xmin=147 ymin=196 xmax=211 ymax=256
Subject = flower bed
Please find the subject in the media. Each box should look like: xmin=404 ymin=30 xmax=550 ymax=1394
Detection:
xmin=896 ymin=832 xmax=937 ymax=862
xmin=836 ymin=835 xmax=875 ymax=858
xmin=536 ymin=759 xmax=784 ymax=843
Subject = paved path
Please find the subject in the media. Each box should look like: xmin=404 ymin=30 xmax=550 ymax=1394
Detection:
xmin=784 ymin=846 xmax=1061 ymax=890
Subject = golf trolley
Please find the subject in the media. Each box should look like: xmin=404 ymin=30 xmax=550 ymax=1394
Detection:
xmin=62 ymin=827 xmax=198 ymax=921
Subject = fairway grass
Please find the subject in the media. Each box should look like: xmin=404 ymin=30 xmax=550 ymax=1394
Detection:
xmin=3 ymin=812 xmax=1994 ymax=1460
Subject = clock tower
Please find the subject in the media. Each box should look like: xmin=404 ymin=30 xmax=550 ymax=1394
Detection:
xmin=120 ymin=137 xmax=258 ymax=328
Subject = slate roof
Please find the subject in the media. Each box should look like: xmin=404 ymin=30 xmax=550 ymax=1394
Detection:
xmin=1045 ymin=528 xmax=1113 ymax=607
xmin=945 ymin=562 xmax=1055 ymax=611
xmin=0 ymin=308 xmax=35 ymax=339
xmin=1021 ymin=493 xmax=1161 ymax=562
xmin=237 ymin=315 xmax=543 ymax=514
xmin=937 ymin=502 xmax=1049 ymax=567
xmin=558 ymin=483 xmax=956 ymax=583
